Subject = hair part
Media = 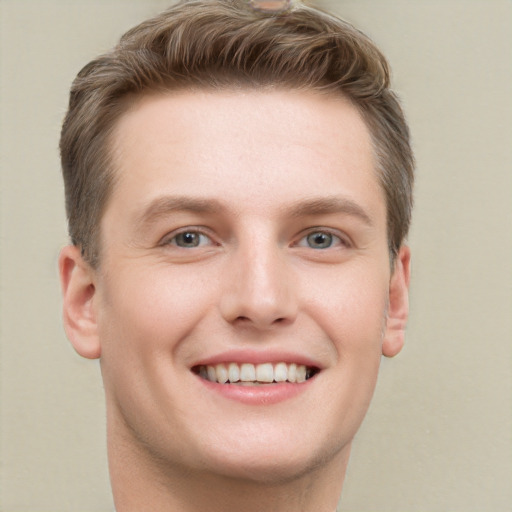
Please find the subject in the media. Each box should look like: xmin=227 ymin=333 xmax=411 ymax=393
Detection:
xmin=60 ymin=0 xmax=414 ymax=268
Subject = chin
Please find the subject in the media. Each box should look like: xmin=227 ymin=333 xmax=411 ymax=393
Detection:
xmin=198 ymin=434 xmax=349 ymax=485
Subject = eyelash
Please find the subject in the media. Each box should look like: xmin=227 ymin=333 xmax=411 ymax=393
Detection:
xmin=161 ymin=227 xmax=350 ymax=250
xmin=161 ymin=227 xmax=216 ymax=248
xmin=295 ymin=229 xmax=350 ymax=250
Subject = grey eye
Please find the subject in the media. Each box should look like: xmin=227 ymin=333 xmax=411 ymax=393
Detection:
xmin=306 ymin=232 xmax=334 ymax=249
xmin=173 ymin=231 xmax=203 ymax=248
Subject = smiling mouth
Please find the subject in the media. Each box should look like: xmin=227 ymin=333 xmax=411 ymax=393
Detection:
xmin=193 ymin=362 xmax=319 ymax=385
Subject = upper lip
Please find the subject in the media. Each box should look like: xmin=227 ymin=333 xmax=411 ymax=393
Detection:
xmin=190 ymin=349 xmax=324 ymax=370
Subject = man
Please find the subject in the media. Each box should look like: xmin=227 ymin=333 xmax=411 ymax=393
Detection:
xmin=58 ymin=0 xmax=414 ymax=510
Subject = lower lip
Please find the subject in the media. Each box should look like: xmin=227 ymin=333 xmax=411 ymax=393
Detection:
xmin=196 ymin=375 xmax=315 ymax=405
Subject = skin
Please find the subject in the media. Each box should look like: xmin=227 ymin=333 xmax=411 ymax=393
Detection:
xmin=59 ymin=89 xmax=410 ymax=512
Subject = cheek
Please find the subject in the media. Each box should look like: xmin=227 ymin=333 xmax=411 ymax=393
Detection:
xmin=96 ymin=266 xmax=218 ymax=435
xmin=291 ymin=267 xmax=389 ymax=448
xmin=97 ymin=266 xmax=216 ymax=363
xmin=301 ymin=263 xmax=389 ymax=352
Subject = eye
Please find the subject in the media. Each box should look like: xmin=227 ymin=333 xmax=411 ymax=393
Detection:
xmin=297 ymin=230 xmax=346 ymax=249
xmin=166 ymin=230 xmax=212 ymax=248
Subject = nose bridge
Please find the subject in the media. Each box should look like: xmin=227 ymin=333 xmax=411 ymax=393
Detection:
xmin=220 ymin=226 xmax=297 ymax=328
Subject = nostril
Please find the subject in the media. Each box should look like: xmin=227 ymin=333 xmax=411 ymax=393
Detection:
xmin=236 ymin=316 xmax=286 ymax=325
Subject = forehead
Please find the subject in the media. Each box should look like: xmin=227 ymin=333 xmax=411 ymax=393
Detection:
xmin=106 ymin=88 xmax=384 ymax=223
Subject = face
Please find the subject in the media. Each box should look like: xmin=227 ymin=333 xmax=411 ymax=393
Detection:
xmin=63 ymin=89 xmax=409 ymax=483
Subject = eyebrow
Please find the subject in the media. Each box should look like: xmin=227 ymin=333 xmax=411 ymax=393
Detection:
xmin=285 ymin=196 xmax=374 ymax=226
xmin=135 ymin=195 xmax=374 ymax=228
xmin=135 ymin=196 xmax=226 ymax=228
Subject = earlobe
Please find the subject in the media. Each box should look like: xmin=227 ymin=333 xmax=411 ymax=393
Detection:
xmin=382 ymin=245 xmax=411 ymax=358
xmin=58 ymin=245 xmax=101 ymax=359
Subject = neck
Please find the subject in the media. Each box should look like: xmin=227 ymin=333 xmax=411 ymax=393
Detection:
xmin=107 ymin=419 xmax=349 ymax=512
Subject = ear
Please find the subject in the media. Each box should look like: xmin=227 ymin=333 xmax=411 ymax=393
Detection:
xmin=58 ymin=245 xmax=101 ymax=359
xmin=382 ymin=245 xmax=411 ymax=358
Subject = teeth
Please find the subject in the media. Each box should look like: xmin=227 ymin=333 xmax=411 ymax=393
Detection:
xmin=274 ymin=362 xmax=288 ymax=382
xmin=199 ymin=362 xmax=315 ymax=384
xmin=216 ymin=364 xmax=229 ymax=384
xmin=207 ymin=366 xmax=217 ymax=382
xmin=240 ymin=363 xmax=256 ymax=382
xmin=256 ymin=363 xmax=274 ymax=383
xmin=296 ymin=364 xmax=307 ymax=383
xmin=228 ymin=362 xmax=240 ymax=383
xmin=288 ymin=363 xmax=297 ymax=383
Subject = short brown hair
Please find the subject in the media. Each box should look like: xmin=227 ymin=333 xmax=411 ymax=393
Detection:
xmin=60 ymin=0 xmax=414 ymax=267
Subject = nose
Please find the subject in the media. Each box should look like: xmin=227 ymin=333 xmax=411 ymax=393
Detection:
xmin=219 ymin=237 xmax=298 ymax=329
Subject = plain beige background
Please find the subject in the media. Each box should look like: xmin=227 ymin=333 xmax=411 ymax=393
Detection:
xmin=1 ymin=1 xmax=511 ymax=511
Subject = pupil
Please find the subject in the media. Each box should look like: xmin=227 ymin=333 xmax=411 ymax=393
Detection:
xmin=308 ymin=232 xmax=332 ymax=249
xmin=178 ymin=232 xmax=199 ymax=247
